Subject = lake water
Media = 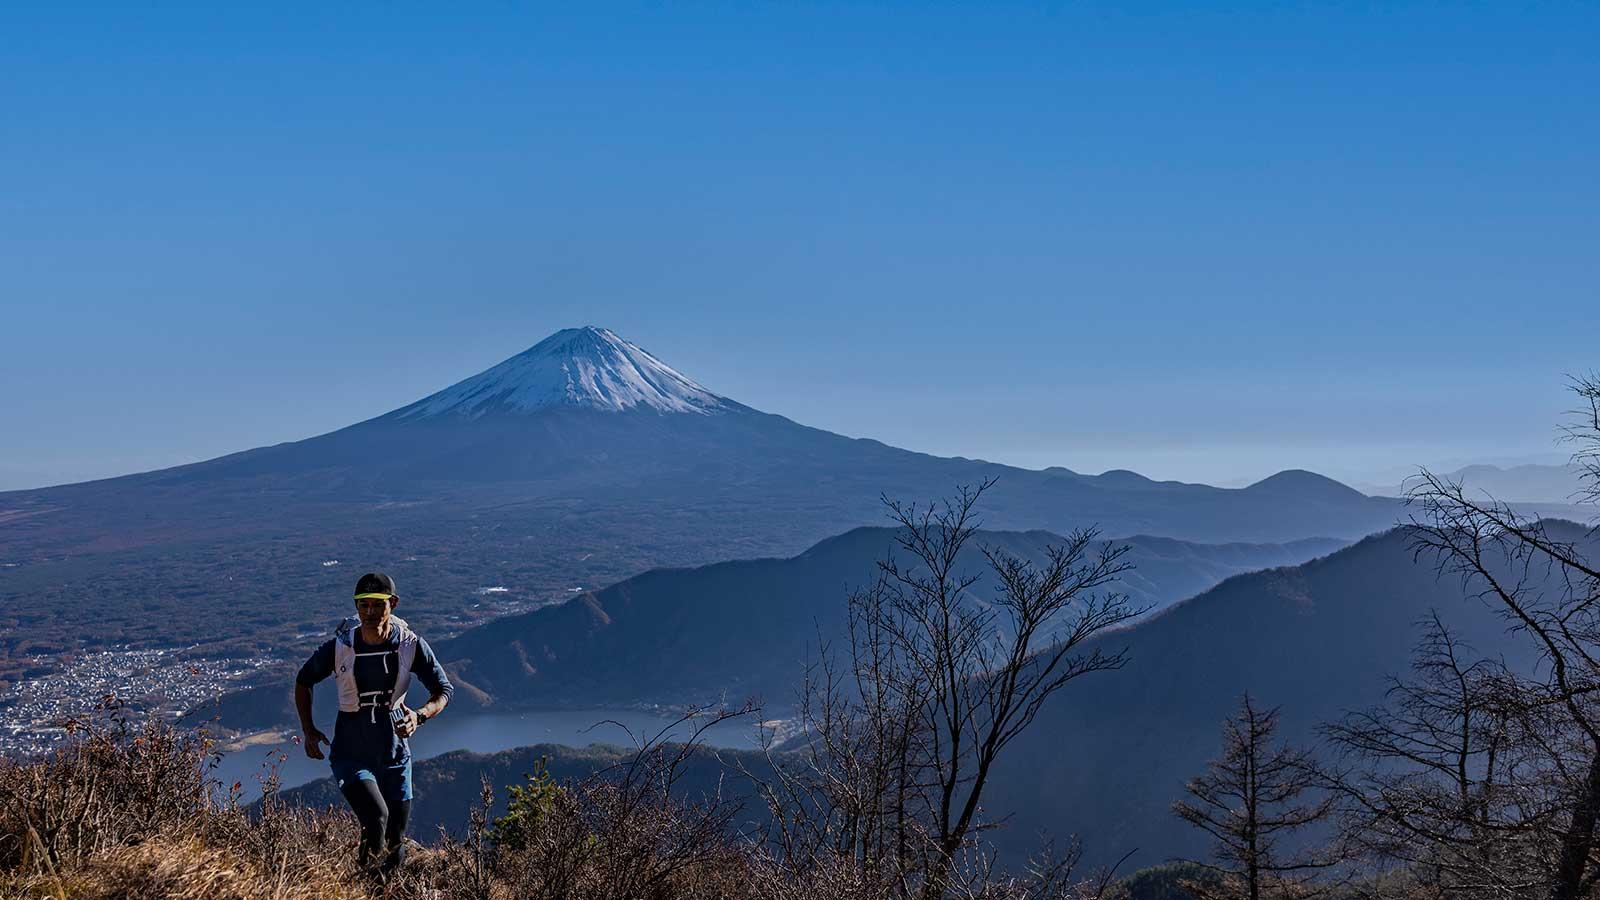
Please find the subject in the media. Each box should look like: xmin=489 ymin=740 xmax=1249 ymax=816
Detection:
xmin=210 ymin=708 xmax=765 ymax=797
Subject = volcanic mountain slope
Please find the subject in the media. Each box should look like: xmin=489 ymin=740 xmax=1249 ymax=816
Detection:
xmin=2 ymin=326 xmax=1399 ymax=545
xmin=1 ymin=326 xmax=1399 ymax=665
xmin=433 ymin=527 xmax=1348 ymax=709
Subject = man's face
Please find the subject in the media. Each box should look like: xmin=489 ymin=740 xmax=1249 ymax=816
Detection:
xmin=356 ymin=594 xmax=394 ymax=629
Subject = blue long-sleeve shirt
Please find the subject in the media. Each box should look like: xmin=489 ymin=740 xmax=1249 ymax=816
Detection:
xmin=296 ymin=628 xmax=453 ymax=767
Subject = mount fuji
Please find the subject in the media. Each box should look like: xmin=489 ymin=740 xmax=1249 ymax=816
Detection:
xmin=392 ymin=327 xmax=732 ymax=419
xmin=1 ymin=326 xmax=1403 ymax=665
xmin=113 ymin=325 xmax=1397 ymax=532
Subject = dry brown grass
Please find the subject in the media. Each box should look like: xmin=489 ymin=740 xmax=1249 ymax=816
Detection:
xmin=46 ymin=836 xmax=358 ymax=900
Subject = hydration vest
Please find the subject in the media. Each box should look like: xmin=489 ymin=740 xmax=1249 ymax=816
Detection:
xmin=332 ymin=615 xmax=419 ymax=723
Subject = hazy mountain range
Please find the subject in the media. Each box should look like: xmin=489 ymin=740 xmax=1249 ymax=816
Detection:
xmin=433 ymin=527 xmax=1346 ymax=710
xmin=981 ymin=521 xmax=1590 ymax=869
xmin=1357 ymin=462 xmax=1590 ymax=504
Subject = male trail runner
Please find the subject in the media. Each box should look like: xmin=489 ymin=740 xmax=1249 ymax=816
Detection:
xmin=295 ymin=572 xmax=453 ymax=879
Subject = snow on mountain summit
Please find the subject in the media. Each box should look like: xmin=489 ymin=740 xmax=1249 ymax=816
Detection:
xmin=394 ymin=326 xmax=729 ymax=419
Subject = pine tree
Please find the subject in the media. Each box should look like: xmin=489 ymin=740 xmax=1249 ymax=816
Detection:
xmin=1174 ymin=695 xmax=1335 ymax=900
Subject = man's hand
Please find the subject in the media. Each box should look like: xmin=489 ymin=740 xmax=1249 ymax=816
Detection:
xmin=394 ymin=706 xmax=420 ymax=738
xmin=303 ymin=727 xmax=330 ymax=760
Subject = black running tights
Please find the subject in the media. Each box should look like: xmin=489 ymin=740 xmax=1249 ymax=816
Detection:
xmin=339 ymin=776 xmax=411 ymax=876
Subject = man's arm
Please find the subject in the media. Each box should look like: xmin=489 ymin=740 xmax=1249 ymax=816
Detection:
xmin=295 ymin=640 xmax=335 ymax=759
xmin=295 ymin=682 xmax=330 ymax=759
xmin=397 ymin=637 xmax=453 ymax=737
xmin=413 ymin=687 xmax=450 ymax=723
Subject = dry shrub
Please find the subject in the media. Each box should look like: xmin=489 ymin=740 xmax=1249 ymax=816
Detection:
xmin=0 ymin=702 xmax=367 ymax=900
xmin=742 ymin=852 xmax=890 ymax=900
xmin=439 ymin=759 xmax=754 ymax=900
xmin=742 ymin=842 xmax=1121 ymax=900
xmin=202 ymin=796 xmax=363 ymax=898
xmin=0 ymin=701 xmax=210 ymax=873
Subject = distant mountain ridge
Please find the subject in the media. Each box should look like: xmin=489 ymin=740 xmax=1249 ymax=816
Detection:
xmin=1359 ymin=462 xmax=1588 ymax=504
xmin=431 ymin=527 xmax=1347 ymax=709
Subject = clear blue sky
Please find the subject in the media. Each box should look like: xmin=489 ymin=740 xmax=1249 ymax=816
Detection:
xmin=2 ymin=2 xmax=1595 ymax=491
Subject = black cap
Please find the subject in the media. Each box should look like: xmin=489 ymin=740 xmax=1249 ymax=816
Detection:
xmin=354 ymin=572 xmax=398 ymax=598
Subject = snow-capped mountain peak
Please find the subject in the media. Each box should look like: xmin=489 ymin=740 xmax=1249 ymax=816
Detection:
xmin=394 ymin=326 xmax=729 ymax=419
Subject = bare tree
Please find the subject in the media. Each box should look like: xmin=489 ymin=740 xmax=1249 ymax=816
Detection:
xmin=1174 ymin=695 xmax=1337 ymax=900
xmin=1320 ymin=614 xmax=1550 ymax=899
xmin=1401 ymin=374 xmax=1600 ymax=900
xmin=751 ymin=480 xmax=1143 ymax=899
xmin=1564 ymin=375 xmax=1600 ymax=508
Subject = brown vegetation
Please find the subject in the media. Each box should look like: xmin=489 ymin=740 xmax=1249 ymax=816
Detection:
xmin=0 ymin=703 xmax=361 ymax=899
